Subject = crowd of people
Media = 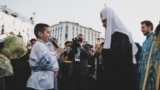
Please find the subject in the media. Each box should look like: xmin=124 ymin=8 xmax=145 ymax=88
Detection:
xmin=0 ymin=6 xmax=160 ymax=90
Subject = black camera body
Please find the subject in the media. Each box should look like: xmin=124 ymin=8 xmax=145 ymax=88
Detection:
xmin=70 ymin=38 xmax=81 ymax=54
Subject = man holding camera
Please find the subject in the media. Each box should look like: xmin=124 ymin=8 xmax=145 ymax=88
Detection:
xmin=68 ymin=34 xmax=90 ymax=90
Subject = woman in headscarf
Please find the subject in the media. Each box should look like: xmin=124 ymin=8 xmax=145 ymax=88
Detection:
xmin=99 ymin=6 xmax=138 ymax=90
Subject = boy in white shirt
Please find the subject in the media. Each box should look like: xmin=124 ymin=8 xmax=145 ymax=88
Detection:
xmin=27 ymin=23 xmax=63 ymax=90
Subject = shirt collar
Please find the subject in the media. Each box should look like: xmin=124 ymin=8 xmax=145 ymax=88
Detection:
xmin=146 ymin=32 xmax=153 ymax=39
xmin=37 ymin=39 xmax=45 ymax=43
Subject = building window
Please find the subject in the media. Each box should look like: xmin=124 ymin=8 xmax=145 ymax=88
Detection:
xmin=76 ymin=28 xmax=78 ymax=35
xmin=72 ymin=29 xmax=74 ymax=38
xmin=3 ymin=10 xmax=8 ymax=14
xmin=66 ymin=25 xmax=68 ymax=29
xmin=66 ymin=29 xmax=68 ymax=34
xmin=52 ymin=29 xmax=54 ymax=35
xmin=65 ymin=33 xmax=68 ymax=40
xmin=66 ymin=25 xmax=68 ymax=34
xmin=60 ymin=29 xmax=62 ymax=40
xmin=65 ymin=24 xmax=68 ymax=39
xmin=55 ymin=29 xmax=57 ymax=36
xmin=84 ymin=30 xmax=86 ymax=36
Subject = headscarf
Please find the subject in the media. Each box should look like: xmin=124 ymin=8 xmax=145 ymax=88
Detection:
xmin=100 ymin=6 xmax=138 ymax=64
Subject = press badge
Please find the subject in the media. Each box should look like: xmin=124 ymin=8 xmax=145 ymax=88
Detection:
xmin=75 ymin=48 xmax=80 ymax=62
xmin=75 ymin=54 xmax=80 ymax=61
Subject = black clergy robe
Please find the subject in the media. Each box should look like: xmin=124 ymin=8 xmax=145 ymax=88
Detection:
xmin=101 ymin=32 xmax=137 ymax=90
xmin=4 ymin=53 xmax=31 ymax=90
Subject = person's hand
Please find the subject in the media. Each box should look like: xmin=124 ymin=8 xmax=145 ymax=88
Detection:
xmin=56 ymin=48 xmax=64 ymax=56
xmin=95 ymin=45 xmax=103 ymax=53
xmin=137 ymin=60 xmax=141 ymax=65
xmin=54 ymin=70 xmax=59 ymax=77
xmin=0 ymin=54 xmax=6 ymax=59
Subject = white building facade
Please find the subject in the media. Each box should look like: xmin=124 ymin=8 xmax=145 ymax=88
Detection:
xmin=50 ymin=21 xmax=101 ymax=48
xmin=0 ymin=5 xmax=35 ymax=45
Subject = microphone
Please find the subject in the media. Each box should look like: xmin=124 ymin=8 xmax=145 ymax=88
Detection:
xmin=49 ymin=37 xmax=59 ymax=49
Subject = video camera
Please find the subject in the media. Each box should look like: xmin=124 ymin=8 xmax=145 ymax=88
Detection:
xmin=70 ymin=38 xmax=81 ymax=54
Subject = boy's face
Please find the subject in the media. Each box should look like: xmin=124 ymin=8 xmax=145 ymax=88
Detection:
xmin=39 ymin=27 xmax=51 ymax=42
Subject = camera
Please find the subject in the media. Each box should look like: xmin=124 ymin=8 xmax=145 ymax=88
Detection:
xmin=83 ymin=44 xmax=93 ymax=51
xmin=70 ymin=38 xmax=81 ymax=54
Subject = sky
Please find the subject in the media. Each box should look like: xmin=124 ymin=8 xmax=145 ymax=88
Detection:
xmin=1 ymin=0 xmax=160 ymax=45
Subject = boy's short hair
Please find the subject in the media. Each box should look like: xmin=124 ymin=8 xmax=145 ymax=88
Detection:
xmin=34 ymin=23 xmax=50 ymax=38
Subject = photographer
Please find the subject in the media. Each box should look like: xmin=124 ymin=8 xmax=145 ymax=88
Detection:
xmin=68 ymin=34 xmax=90 ymax=90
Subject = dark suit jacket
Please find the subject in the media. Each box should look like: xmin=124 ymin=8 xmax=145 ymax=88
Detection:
xmin=68 ymin=48 xmax=90 ymax=77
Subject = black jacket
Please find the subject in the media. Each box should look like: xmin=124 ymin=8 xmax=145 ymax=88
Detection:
xmin=68 ymin=48 xmax=90 ymax=77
